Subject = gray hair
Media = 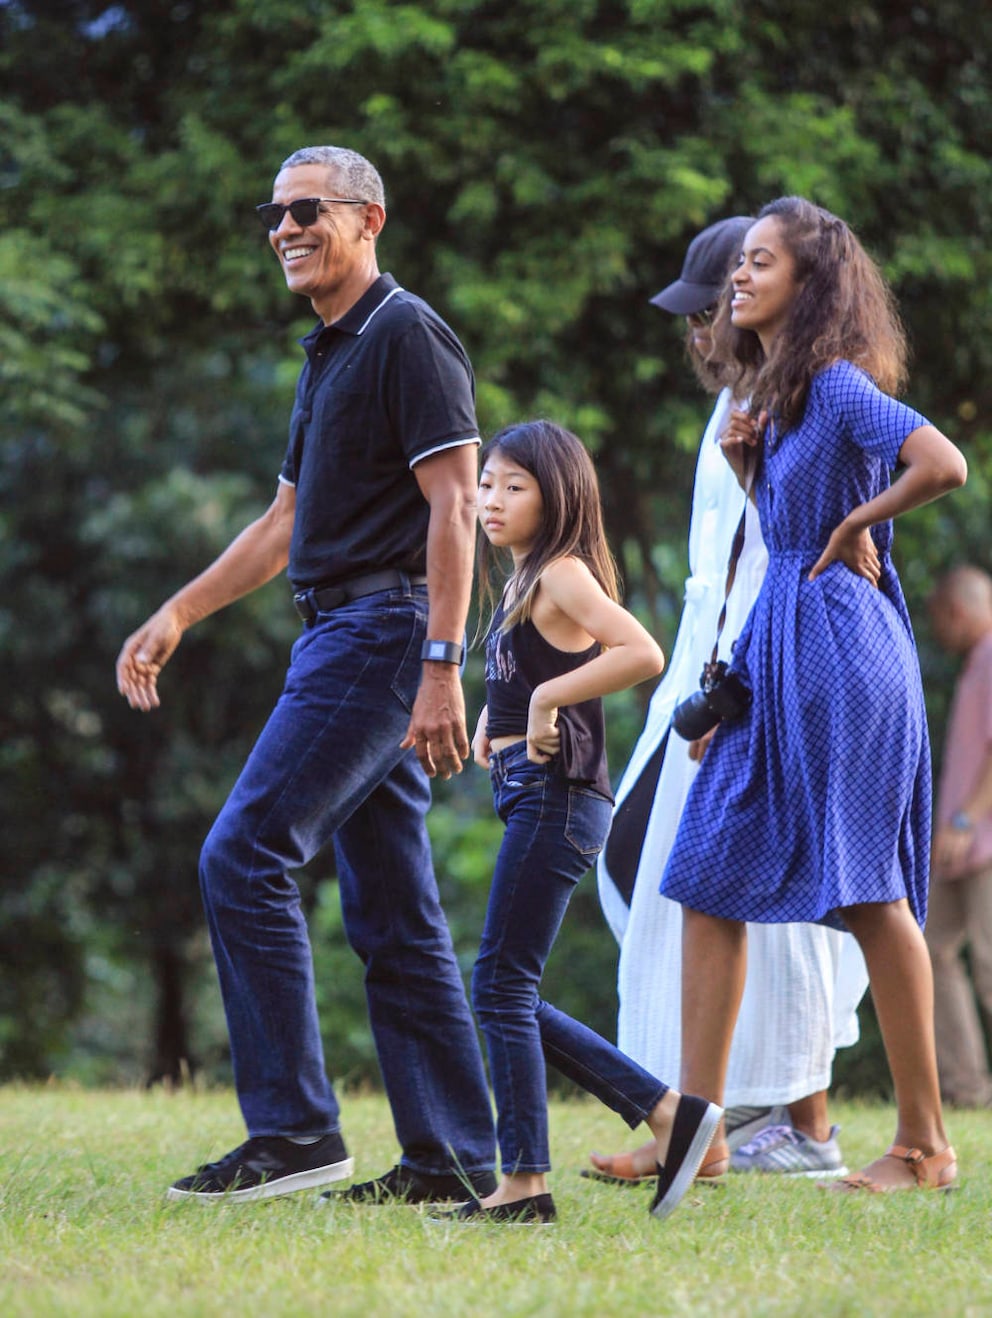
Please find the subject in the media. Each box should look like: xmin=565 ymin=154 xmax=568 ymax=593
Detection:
xmin=278 ymin=146 xmax=385 ymax=208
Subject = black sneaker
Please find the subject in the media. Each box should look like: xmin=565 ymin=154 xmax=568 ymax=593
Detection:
xmin=429 ymin=1193 xmax=557 ymax=1226
xmin=166 ymin=1133 xmax=354 ymax=1203
xmin=323 ymin=1163 xmax=496 ymax=1205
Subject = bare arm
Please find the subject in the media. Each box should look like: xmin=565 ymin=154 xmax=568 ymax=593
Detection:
xmin=527 ymin=557 xmax=665 ymax=761
xmin=400 ymin=444 xmax=479 ymax=779
xmin=933 ymin=741 xmax=992 ymax=878
xmin=471 ymin=704 xmax=491 ymax=769
xmin=809 ymin=424 xmax=967 ymax=583
xmin=116 ymin=480 xmax=296 ymax=711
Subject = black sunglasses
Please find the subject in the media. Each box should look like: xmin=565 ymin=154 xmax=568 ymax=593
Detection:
xmin=687 ymin=306 xmax=716 ymax=327
xmin=255 ymin=197 xmax=368 ymax=231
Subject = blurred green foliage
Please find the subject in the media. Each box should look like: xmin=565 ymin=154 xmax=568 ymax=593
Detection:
xmin=1 ymin=0 xmax=990 ymax=1093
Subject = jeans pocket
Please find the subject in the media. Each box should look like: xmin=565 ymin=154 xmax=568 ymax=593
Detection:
xmin=491 ymin=742 xmax=550 ymax=788
xmin=493 ymin=756 xmax=551 ymax=823
xmin=503 ymin=763 xmax=548 ymax=790
xmin=380 ymin=597 xmax=429 ymax=713
xmin=564 ymin=788 xmax=612 ymax=857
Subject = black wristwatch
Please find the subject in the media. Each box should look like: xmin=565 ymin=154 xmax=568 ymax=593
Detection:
xmin=421 ymin=639 xmax=465 ymax=665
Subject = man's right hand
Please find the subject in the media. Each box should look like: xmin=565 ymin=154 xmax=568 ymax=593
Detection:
xmin=116 ymin=605 xmax=184 ymax=711
xmin=114 ymin=483 xmax=295 ymax=712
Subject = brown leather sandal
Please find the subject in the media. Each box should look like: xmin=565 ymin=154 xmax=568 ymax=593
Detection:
xmin=581 ymin=1137 xmax=730 ymax=1186
xmin=828 ymin=1143 xmax=958 ymax=1193
xmin=580 ymin=1151 xmax=654 ymax=1185
xmin=696 ymin=1139 xmax=730 ymax=1180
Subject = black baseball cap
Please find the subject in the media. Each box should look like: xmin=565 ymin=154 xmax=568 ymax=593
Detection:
xmin=650 ymin=216 xmax=753 ymax=316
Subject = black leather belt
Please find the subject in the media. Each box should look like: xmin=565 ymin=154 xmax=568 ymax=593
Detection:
xmin=293 ymin=570 xmax=427 ymax=623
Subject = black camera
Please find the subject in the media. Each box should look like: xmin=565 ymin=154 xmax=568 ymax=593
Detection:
xmin=671 ymin=660 xmax=752 ymax=742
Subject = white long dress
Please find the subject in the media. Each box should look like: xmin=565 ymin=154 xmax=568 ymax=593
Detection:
xmin=598 ymin=389 xmax=868 ymax=1105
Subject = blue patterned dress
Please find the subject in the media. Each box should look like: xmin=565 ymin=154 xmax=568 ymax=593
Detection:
xmin=660 ymin=361 xmax=932 ymax=931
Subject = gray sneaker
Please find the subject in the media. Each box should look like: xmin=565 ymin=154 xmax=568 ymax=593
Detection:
xmin=730 ymin=1123 xmax=847 ymax=1177
xmin=725 ymin=1105 xmax=788 ymax=1154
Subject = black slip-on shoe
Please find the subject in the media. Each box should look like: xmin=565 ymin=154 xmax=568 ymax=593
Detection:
xmin=650 ymin=1095 xmax=724 ymax=1221
xmin=428 ymin=1192 xmax=557 ymax=1225
xmin=323 ymin=1163 xmax=497 ymax=1205
xmin=166 ymin=1132 xmax=354 ymax=1204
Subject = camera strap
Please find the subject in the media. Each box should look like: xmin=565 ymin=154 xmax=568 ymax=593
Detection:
xmin=709 ymin=507 xmax=747 ymax=666
xmin=708 ymin=451 xmax=757 ymax=667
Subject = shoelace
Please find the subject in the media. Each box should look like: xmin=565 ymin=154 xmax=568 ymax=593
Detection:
xmin=739 ymin=1123 xmax=798 ymax=1155
xmin=195 ymin=1137 xmax=271 ymax=1174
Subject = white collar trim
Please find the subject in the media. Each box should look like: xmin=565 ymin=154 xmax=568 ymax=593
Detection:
xmin=356 ymin=285 xmax=404 ymax=335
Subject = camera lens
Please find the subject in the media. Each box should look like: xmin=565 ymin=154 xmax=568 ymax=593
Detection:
xmin=671 ymin=690 xmax=720 ymax=741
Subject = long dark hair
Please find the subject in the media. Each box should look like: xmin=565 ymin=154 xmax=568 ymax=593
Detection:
xmin=711 ymin=196 xmax=909 ymax=428
xmin=476 ymin=419 xmax=620 ymax=634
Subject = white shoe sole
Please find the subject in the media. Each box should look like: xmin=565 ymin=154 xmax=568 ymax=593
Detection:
xmin=166 ymin=1155 xmax=355 ymax=1203
xmin=731 ymin=1161 xmax=848 ymax=1178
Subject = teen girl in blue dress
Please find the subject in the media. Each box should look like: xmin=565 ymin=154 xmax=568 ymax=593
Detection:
xmin=446 ymin=419 xmax=720 ymax=1224
xmin=662 ymin=197 xmax=968 ymax=1193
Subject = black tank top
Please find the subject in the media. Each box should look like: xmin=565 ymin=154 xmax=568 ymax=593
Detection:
xmin=484 ymin=597 xmax=613 ymax=801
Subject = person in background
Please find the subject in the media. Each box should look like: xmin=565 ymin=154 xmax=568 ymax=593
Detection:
xmin=926 ymin=565 xmax=992 ymax=1108
xmin=117 ymin=145 xmax=496 ymax=1205
xmin=443 ymin=420 xmax=719 ymax=1226
xmin=589 ymin=218 xmax=867 ymax=1185
xmin=662 ymin=196 xmax=966 ymax=1193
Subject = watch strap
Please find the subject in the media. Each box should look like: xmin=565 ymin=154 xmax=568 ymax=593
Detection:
xmin=421 ymin=639 xmax=465 ymax=665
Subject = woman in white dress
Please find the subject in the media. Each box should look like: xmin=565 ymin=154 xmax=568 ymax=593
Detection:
xmin=589 ymin=218 xmax=868 ymax=1180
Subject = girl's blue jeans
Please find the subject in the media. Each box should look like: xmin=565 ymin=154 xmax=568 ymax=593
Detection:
xmin=472 ymin=740 xmax=669 ymax=1174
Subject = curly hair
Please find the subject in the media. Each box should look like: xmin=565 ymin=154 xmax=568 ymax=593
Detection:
xmin=711 ymin=196 xmax=908 ymax=428
xmin=475 ymin=420 xmax=620 ymax=637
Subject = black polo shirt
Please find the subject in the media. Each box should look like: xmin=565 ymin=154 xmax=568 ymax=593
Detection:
xmin=280 ymin=273 xmax=480 ymax=590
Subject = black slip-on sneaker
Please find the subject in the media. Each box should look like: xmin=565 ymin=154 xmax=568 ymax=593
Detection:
xmin=650 ymin=1095 xmax=724 ymax=1221
xmin=323 ymin=1163 xmax=496 ymax=1205
xmin=429 ymin=1192 xmax=557 ymax=1225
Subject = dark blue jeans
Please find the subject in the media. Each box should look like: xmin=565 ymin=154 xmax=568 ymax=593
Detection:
xmin=198 ymin=581 xmax=495 ymax=1176
xmin=472 ymin=741 xmax=668 ymax=1174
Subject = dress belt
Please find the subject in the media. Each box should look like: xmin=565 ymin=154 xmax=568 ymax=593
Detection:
xmin=292 ymin=570 xmax=427 ymax=623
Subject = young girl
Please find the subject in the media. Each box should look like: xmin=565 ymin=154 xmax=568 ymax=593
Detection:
xmin=442 ymin=419 xmax=721 ymax=1225
xmin=661 ymin=197 xmax=968 ymax=1193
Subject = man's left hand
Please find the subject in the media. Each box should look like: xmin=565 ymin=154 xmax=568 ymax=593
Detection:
xmin=932 ymin=822 xmax=975 ymax=879
xmin=401 ymin=663 xmax=470 ymax=779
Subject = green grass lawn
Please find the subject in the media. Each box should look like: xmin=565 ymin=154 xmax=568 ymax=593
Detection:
xmin=1 ymin=1084 xmax=989 ymax=1317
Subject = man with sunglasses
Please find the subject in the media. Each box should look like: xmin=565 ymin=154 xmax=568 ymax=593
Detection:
xmin=117 ymin=146 xmax=496 ymax=1205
